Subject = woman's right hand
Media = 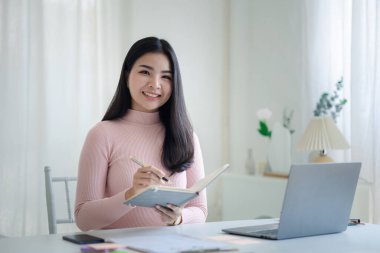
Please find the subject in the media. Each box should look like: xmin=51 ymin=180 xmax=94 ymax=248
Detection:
xmin=125 ymin=165 xmax=166 ymax=200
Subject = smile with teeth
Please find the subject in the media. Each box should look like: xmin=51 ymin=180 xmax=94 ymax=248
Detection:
xmin=142 ymin=91 xmax=161 ymax=98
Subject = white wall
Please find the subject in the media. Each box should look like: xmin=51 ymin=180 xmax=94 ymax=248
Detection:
xmin=228 ymin=0 xmax=304 ymax=175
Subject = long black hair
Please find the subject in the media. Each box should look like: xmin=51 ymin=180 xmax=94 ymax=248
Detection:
xmin=102 ymin=37 xmax=194 ymax=173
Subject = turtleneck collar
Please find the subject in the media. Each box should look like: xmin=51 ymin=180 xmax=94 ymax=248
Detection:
xmin=121 ymin=109 xmax=161 ymax=125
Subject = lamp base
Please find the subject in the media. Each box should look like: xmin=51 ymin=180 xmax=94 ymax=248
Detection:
xmin=312 ymin=155 xmax=334 ymax=163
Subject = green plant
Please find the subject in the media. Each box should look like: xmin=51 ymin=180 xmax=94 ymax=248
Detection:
xmin=258 ymin=121 xmax=272 ymax=138
xmin=283 ymin=108 xmax=295 ymax=134
xmin=314 ymin=78 xmax=347 ymax=122
xmin=257 ymin=107 xmax=295 ymax=138
xmin=257 ymin=108 xmax=272 ymax=138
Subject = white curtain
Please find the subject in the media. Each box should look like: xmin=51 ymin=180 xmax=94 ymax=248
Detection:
xmin=0 ymin=0 xmax=130 ymax=236
xmin=301 ymin=0 xmax=352 ymax=150
xmin=303 ymin=0 xmax=380 ymax=223
xmin=350 ymin=0 xmax=380 ymax=223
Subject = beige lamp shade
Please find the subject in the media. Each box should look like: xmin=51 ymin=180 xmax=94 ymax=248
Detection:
xmin=297 ymin=116 xmax=350 ymax=162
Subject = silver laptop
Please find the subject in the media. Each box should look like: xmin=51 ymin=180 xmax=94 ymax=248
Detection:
xmin=222 ymin=162 xmax=361 ymax=240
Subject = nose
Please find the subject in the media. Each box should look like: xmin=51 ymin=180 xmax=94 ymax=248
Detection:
xmin=148 ymin=75 xmax=161 ymax=89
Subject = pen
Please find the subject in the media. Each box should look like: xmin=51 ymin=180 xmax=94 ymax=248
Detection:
xmin=129 ymin=156 xmax=169 ymax=182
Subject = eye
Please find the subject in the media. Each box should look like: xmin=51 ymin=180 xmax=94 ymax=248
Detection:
xmin=162 ymin=75 xmax=172 ymax=81
xmin=139 ymin=70 xmax=150 ymax=75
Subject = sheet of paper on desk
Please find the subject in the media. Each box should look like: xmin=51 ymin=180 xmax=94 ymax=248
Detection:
xmin=109 ymin=234 xmax=236 ymax=253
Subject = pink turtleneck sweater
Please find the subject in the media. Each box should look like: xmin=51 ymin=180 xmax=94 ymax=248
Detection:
xmin=74 ymin=110 xmax=207 ymax=231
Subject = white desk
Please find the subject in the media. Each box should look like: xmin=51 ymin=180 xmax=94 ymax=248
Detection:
xmin=1 ymin=219 xmax=379 ymax=253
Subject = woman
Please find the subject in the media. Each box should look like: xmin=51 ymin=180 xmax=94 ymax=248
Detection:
xmin=74 ymin=37 xmax=207 ymax=231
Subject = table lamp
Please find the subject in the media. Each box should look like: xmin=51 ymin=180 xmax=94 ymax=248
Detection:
xmin=296 ymin=116 xmax=350 ymax=163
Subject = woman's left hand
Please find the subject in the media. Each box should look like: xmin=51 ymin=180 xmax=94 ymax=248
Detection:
xmin=155 ymin=204 xmax=183 ymax=226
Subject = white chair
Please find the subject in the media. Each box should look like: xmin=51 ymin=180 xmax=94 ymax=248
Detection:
xmin=44 ymin=166 xmax=77 ymax=234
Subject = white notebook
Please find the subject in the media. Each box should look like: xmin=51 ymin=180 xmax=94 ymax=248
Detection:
xmin=124 ymin=164 xmax=229 ymax=207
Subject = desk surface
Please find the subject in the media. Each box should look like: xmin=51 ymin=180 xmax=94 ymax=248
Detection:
xmin=1 ymin=219 xmax=379 ymax=253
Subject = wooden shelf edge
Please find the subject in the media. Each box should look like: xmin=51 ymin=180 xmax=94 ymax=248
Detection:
xmin=263 ymin=171 xmax=289 ymax=179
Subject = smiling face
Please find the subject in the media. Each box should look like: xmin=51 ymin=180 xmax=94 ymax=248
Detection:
xmin=128 ymin=53 xmax=173 ymax=113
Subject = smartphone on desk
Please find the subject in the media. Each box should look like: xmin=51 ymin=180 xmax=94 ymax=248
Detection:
xmin=62 ymin=234 xmax=105 ymax=244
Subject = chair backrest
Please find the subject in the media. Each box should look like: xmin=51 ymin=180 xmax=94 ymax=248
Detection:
xmin=44 ymin=166 xmax=77 ymax=234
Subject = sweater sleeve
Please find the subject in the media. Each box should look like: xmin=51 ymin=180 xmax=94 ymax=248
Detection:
xmin=181 ymin=133 xmax=208 ymax=224
xmin=74 ymin=124 xmax=134 ymax=231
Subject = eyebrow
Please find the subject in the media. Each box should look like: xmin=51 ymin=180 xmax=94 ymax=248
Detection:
xmin=139 ymin=64 xmax=172 ymax=74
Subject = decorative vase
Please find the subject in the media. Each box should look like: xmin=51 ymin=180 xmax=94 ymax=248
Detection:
xmin=245 ymin=148 xmax=256 ymax=175
xmin=267 ymin=122 xmax=291 ymax=174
